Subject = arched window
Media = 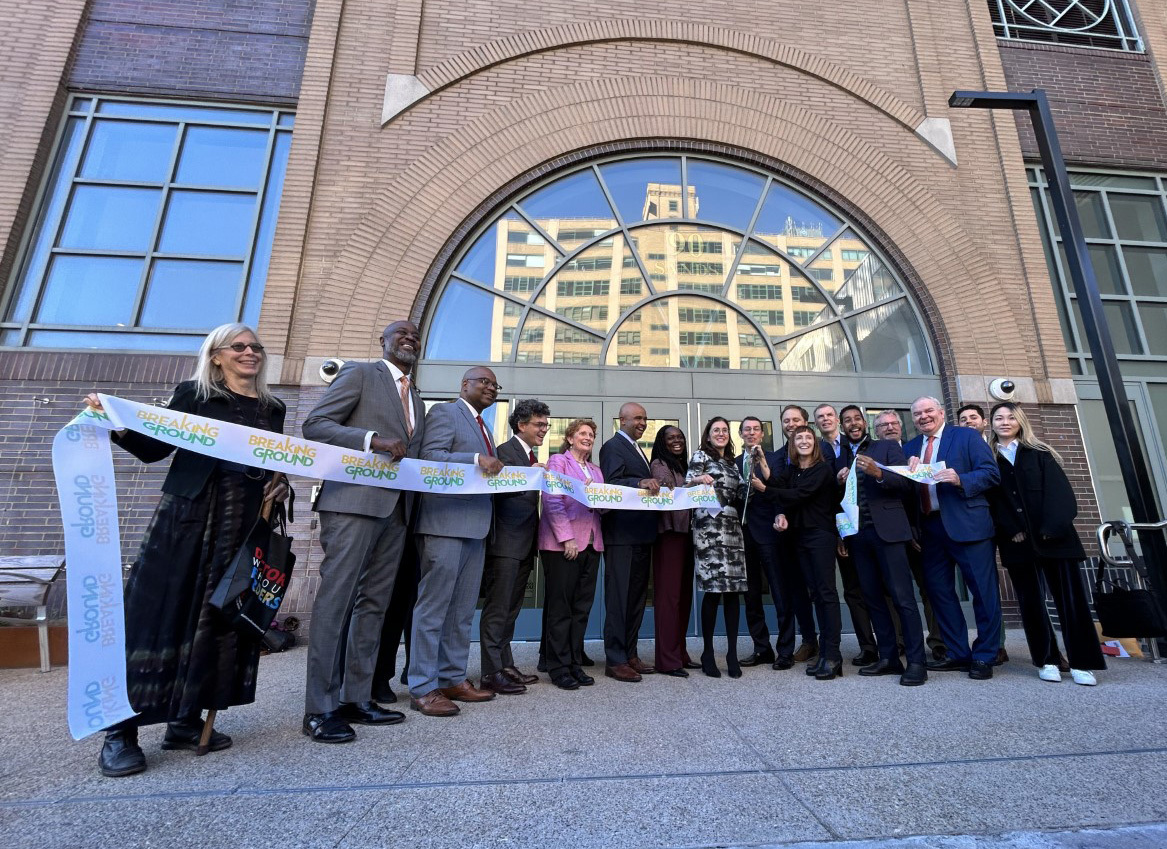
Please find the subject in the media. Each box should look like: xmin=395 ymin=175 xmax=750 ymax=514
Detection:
xmin=424 ymin=155 xmax=934 ymax=375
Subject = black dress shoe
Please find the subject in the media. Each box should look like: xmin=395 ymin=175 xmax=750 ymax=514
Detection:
xmin=371 ymin=684 xmax=398 ymax=704
xmin=338 ymin=701 xmax=406 ymax=725
xmin=572 ymin=669 xmax=595 ymax=686
xmin=162 ymin=719 xmax=233 ymax=752
xmin=480 ymin=671 xmax=527 ymax=695
xmin=739 ymin=651 xmax=775 ymax=667
xmin=503 ymin=666 xmax=539 ymax=686
xmin=552 ymin=673 xmax=580 ymax=690
xmin=772 ymin=657 xmax=794 ymax=670
xmin=851 ymin=649 xmax=880 ymax=667
xmin=701 ymin=651 xmax=721 ymax=678
xmin=303 ymin=711 xmax=357 ymax=743
xmin=858 ymin=658 xmax=906 ymax=677
xmin=815 ymin=660 xmax=843 ymax=680
xmin=900 ymin=662 xmax=928 ymax=687
xmin=926 ymin=657 xmax=971 ymax=672
xmin=683 ymin=660 xmax=702 ymax=670
xmin=931 ymin=645 xmax=949 ymax=662
xmin=99 ymin=729 xmax=146 ymax=777
xmin=581 ymin=652 xmax=595 ymax=667
xmin=805 ymin=656 xmax=826 ymax=676
xmin=660 ymin=668 xmax=689 ymax=678
xmin=968 ymin=660 xmax=993 ymax=680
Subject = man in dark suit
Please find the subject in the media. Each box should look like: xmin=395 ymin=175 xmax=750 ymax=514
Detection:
xmin=838 ymin=406 xmax=927 ymax=686
xmin=409 ymin=367 xmax=505 ymax=716
xmin=599 ymin=401 xmax=661 ymax=682
xmin=819 ymin=403 xmax=879 ymax=667
xmin=904 ymin=395 xmax=1002 ymax=680
xmin=736 ymin=416 xmax=793 ymax=668
xmin=478 ymin=398 xmax=550 ymax=695
xmin=301 ymin=321 xmax=424 ymax=743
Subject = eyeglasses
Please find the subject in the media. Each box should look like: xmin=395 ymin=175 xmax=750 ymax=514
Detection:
xmin=469 ymin=377 xmax=502 ymax=391
xmin=218 ymin=342 xmax=265 ymax=353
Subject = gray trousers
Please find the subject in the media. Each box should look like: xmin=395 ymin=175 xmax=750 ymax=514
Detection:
xmin=305 ymin=505 xmax=406 ymax=715
xmin=408 ymin=534 xmax=486 ymax=697
xmin=479 ymin=549 xmax=534 ymax=676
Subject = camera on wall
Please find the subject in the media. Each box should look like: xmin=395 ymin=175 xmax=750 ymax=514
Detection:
xmin=989 ymin=378 xmax=1017 ymax=401
xmin=319 ymin=358 xmax=347 ymax=384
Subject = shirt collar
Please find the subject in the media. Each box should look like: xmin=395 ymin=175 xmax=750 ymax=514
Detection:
xmin=382 ymin=359 xmax=410 ymax=384
xmin=460 ymin=398 xmax=483 ymax=419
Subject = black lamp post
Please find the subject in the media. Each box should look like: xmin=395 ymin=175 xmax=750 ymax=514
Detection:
xmin=949 ymin=88 xmax=1167 ymax=620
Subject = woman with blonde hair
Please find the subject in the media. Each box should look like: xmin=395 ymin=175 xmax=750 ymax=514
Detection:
xmin=84 ymin=322 xmax=289 ymax=776
xmin=988 ymin=402 xmax=1104 ymax=686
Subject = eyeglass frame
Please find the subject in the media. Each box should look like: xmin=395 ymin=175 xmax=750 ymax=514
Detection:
xmin=216 ymin=342 xmax=266 ymax=353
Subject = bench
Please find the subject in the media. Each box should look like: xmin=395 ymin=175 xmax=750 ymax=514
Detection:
xmin=0 ymin=556 xmax=66 ymax=672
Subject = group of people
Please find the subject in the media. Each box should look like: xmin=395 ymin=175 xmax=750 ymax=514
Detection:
xmin=88 ymin=321 xmax=1106 ymax=779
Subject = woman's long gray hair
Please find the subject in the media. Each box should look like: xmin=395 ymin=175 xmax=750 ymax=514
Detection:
xmin=192 ymin=322 xmax=278 ymax=406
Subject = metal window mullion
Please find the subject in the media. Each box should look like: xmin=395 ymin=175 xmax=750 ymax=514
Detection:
xmin=593 ymin=165 xmax=654 ymax=298
xmin=1096 ymin=189 xmax=1152 ymax=355
xmin=450 ymin=272 xmax=603 ymax=338
xmin=510 ymin=204 xmax=566 ymax=256
xmin=233 ymin=118 xmax=279 ymax=322
xmin=720 ymin=176 xmax=770 ymax=298
xmin=1040 ymin=184 xmax=1087 ymax=354
xmin=129 ymin=120 xmax=186 ymax=327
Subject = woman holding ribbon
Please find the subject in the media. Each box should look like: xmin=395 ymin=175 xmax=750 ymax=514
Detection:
xmin=538 ymin=418 xmax=605 ymax=691
xmin=685 ymin=417 xmax=748 ymax=678
xmin=649 ymin=425 xmax=698 ymax=677
xmin=84 ymin=322 xmax=288 ymax=777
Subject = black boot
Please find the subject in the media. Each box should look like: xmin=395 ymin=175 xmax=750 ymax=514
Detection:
xmin=724 ymin=593 xmax=742 ymax=678
xmin=804 ymin=655 xmax=825 ymax=677
xmin=162 ymin=715 xmax=232 ymax=752
xmin=99 ymin=728 xmax=146 ymax=777
xmin=701 ymin=650 xmax=721 ymax=678
xmin=815 ymin=659 xmax=843 ymax=680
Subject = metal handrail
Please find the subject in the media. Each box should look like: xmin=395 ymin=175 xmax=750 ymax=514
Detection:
xmin=1096 ymin=518 xmax=1167 ymax=568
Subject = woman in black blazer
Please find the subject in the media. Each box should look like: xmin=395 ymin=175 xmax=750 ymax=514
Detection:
xmin=988 ymin=402 xmax=1105 ymax=686
xmin=85 ymin=323 xmax=289 ymax=776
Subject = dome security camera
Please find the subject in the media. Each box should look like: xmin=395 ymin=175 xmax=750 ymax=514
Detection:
xmin=989 ymin=378 xmax=1016 ymax=401
xmin=319 ymin=358 xmax=347 ymax=384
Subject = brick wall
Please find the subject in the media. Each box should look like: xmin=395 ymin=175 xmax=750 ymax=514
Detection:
xmin=67 ymin=0 xmax=315 ymax=104
xmin=998 ymin=41 xmax=1167 ymax=169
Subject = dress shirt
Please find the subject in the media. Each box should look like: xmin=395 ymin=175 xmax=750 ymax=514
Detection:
xmin=460 ymin=397 xmax=491 ymax=465
xmin=363 ymin=360 xmax=415 ymax=451
xmin=997 ymin=439 xmax=1018 ymax=465
xmin=920 ymin=422 xmax=945 ymax=513
xmin=618 ymin=429 xmax=651 ymax=468
xmin=827 ymin=433 xmax=842 ymax=459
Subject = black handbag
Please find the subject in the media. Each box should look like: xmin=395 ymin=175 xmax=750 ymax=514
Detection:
xmin=211 ymin=485 xmax=297 ymax=639
xmin=1093 ymin=525 xmax=1167 ymax=639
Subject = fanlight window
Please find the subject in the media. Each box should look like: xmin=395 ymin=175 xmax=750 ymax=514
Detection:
xmin=425 ymin=155 xmax=934 ymax=375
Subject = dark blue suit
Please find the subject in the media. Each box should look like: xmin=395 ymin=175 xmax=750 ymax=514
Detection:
xmin=903 ymin=425 xmax=1002 ymax=665
xmin=736 ymin=449 xmax=792 ymax=658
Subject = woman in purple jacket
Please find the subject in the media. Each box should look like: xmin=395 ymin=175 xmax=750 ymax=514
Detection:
xmin=539 ymin=418 xmax=605 ymax=690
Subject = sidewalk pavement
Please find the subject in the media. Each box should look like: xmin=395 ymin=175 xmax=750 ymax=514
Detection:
xmin=2 ymin=631 xmax=1166 ymax=849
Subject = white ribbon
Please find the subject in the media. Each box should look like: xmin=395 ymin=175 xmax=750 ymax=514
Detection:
xmin=835 ymin=460 xmax=948 ymax=539
xmin=54 ymin=394 xmax=722 ymax=738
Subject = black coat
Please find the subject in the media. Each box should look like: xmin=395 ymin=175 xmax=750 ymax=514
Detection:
xmin=989 ymin=444 xmax=1085 ymax=564
xmin=489 ymin=435 xmax=540 ymax=559
xmin=599 ymin=431 xmax=658 ymax=545
xmin=847 ymin=437 xmax=914 ymax=544
xmin=736 ymin=449 xmax=781 ymax=544
xmin=114 ymin=380 xmax=286 ymax=499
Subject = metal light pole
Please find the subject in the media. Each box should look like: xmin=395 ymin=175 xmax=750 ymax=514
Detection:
xmin=949 ymin=88 xmax=1167 ymax=622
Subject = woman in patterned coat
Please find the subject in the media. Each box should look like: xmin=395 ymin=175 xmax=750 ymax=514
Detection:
xmin=685 ymin=417 xmax=748 ymax=678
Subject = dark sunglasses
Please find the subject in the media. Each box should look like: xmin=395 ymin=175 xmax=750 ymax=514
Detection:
xmin=218 ymin=342 xmax=265 ymax=353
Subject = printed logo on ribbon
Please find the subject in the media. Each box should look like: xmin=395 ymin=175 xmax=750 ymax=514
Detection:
xmin=341 ymin=453 xmax=399 ymax=481
xmin=137 ymin=409 xmax=219 ymax=446
xmin=249 ymin=434 xmax=316 ymax=467
xmin=487 ymin=470 xmax=529 ymax=489
xmin=420 ymin=464 xmax=466 ymax=489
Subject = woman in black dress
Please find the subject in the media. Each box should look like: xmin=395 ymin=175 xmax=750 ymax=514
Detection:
xmin=772 ymin=425 xmax=844 ymax=680
xmin=988 ymin=402 xmax=1105 ymax=686
xmin=85 ymin=322 xmax=289 ymax=776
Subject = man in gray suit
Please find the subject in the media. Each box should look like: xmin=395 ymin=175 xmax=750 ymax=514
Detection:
xmin=479 ymin=398 xmax=550 ymax=695
xmin=301 ymin=321 xmax=424 ymax=743
xmin=409 ymin=366 xmax=505 ymax=717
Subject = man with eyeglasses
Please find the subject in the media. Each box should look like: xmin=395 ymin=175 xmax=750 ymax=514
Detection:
xmin=478 ymin=398 xmax=551 ymax=695
xmin=408 ymin=367 xmax=506 ymax=716
xmin=301 ymin=321 xmax=425 ymax=743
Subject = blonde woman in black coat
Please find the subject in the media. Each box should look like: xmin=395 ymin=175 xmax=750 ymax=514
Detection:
xmin=988 ymin=402 xmax=1104 ymax=686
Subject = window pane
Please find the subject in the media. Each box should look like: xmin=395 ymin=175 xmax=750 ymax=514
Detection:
xmin=1102 ymin=300 xmax=1142 ymax=354
xmin=80 ymin=120 xmax=177 ymax=183
xmin=58 ymin=186 xmax=162 ymax=251
xmin=1124 ymin=246 xmax=1167 ymax=298
xmin=635 ymin=224 xmax=739 ymax=295
xmin=845 ymin=298 xmax=933 ymax=374
xmin=519 ymin=169 xmax=615 ymax=224
xmin=98 ymin=101 xmax=272 ymax=126
xmin=158 ymin=191 xmax=257 ymax=257
xmin=537 ymin=233 xmax=640 ymax=332
xmin=36 ymin=256 xmax=142 ymax=324
xmin=242 ymin=132 xmax=291 ymax=326
xmin=424 ymin=280 xmax=496 ymax=360
xmin=1073 ymin=191 xmax=1110 ymax=239
xmin=605 ymin=295 xmax=766 ymax=370
xmin=804 ymin=228 xmax=899 ymax=310
xmin=598 ymin=158 xmax=683 ymax=225
xmin=25 ymin=330 xmax=201 ymax=351
xmin=775 ymin=322 xmax=854 ymax=372
xmin=514 ymin=313 xmax=602 ymax=365
xmin=140 ymin=260 xmax=244 ymax=328
xmin=752 ymin=182 xmax=841 ymax=248
xmin=1107 ymin=194 xmax=1167 ymax=242
xmin=1138 ymin=305 xmax=1167 ymax=356
xmin=685 ymin=160 xmax=765 ymax=230
xmin=175 ymin=127 xmax=269 ymax=188
xmin=1059 ymin=243 xmax=1125 ymax=295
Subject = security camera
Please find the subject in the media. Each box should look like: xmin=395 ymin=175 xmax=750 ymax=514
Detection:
xmin=319 ymin=358 xmax=347 ymax=384
xmin=988 ymin=378 xmax=1016 ymax=401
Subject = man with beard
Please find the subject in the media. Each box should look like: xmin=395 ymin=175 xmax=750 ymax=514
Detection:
xmin=301 ymin=321 xmax=424 ymax=743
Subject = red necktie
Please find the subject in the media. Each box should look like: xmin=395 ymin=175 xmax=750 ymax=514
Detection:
xmin=919 ymin=435 xmax=934 ymax=515
xmin=476 ymin=415 xmax=494 ymax=456
xmin=529 ymin=450 xmax=537 ymax=465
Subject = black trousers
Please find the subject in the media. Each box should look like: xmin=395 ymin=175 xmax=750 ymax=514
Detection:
xmin=603 ymin=543 xmax=652 ymax=666
xmin=479 ymin=547 xmax=535 ymax=676
xmin=743 ymin=534 xmax=796 ymax=659
xmin=779 ymin=533 xmax=819 ymax=643
xmin=837 ymin=552 xmax=877 ymax=652
xmin=1005 ymin=557 xmax=1105 ymax=671
xmin=794 ymin=527 xmax=841 ymax=662
xmin=849 ymin=526 xmax=925 ymax=665
xmin=542 ymin=547 xmax=601 ymax=677
xmin=372 ymin=534 xmax=418 ymax=691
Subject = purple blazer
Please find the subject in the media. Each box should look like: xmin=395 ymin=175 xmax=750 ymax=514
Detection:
xmin=538 ymin=451 xmax=605 ymax=553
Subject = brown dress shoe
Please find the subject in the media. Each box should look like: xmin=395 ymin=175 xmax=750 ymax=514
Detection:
xmin=440 ymin=680 xmax=496 ymax=702
xmin=792 ymin=641 xmax=819 ymax=663
xmin=410 ymin=691 xmax=460 ymax=717
xmin=503 ymin=666 xmax=539 ymax=686
xmin=627 ymin=657 xmax=656 ymax=675
xmin=605 ymin=663 xmax=642 ymax=682
xmin=481 ymin=671 xmax=526 ymax=695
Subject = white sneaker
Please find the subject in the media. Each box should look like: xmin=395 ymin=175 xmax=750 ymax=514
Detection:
xmin=1038 ymin=664 xmax=1062 ymax=683
xmin=1070 ymin=669 xmax=1097 ymax=686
